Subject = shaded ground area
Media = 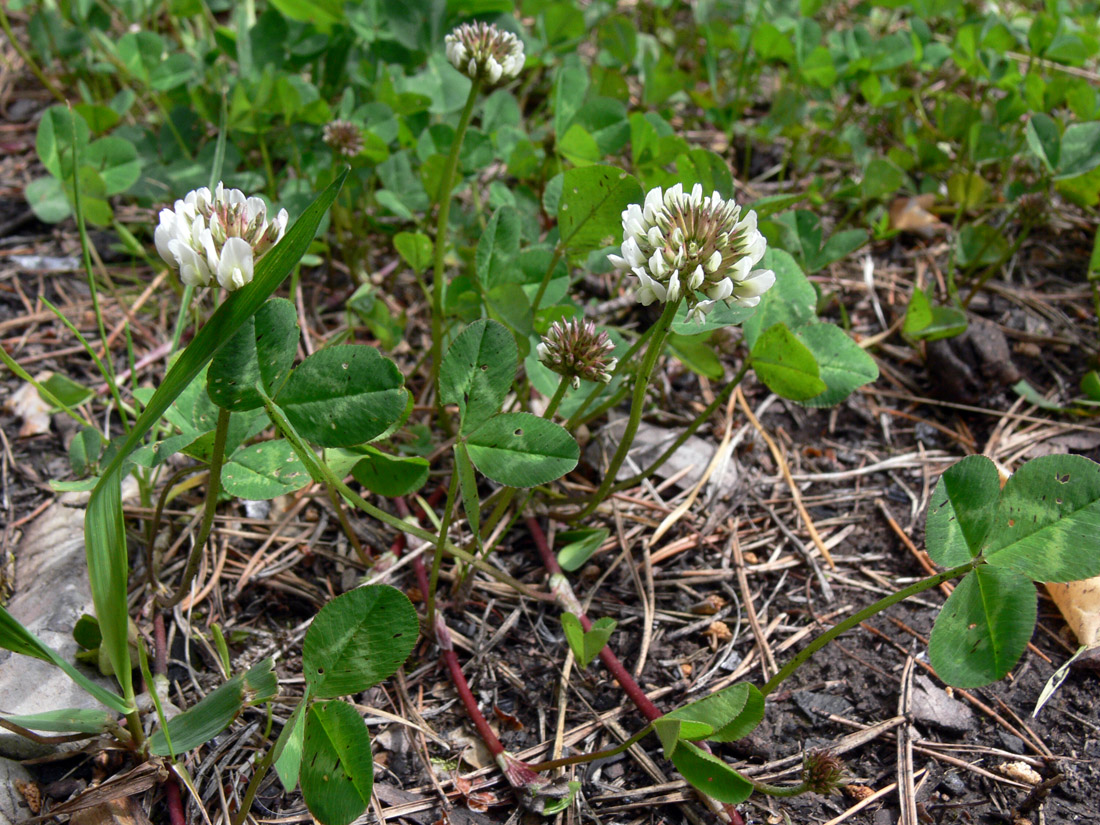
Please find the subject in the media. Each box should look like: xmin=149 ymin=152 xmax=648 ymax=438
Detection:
xmin=2 ymin=52 xmax=1100 ymax=825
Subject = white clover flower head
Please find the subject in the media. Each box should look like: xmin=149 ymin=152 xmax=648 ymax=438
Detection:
xmin=323 ymin=119 xmax=365 ymax=158
xmin=608 ymin=183 xmax=776 ymax=322
xmin=444 ymin=21 xmax=525 ymax=86
xmin=153 ymin=182 xmax=287 ymax=292
xmin=537 ymin=318 xmax=618 ymax=389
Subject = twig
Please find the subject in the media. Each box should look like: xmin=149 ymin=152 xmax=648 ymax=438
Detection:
xmin=737 ymin=387 xmax=836 ymax=569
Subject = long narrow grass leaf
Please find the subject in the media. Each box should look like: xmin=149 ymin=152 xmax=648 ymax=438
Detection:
xmin=84 ymin=171 xmax=347 ymax=707
xmin=0 ymin=605 xmax=128 ymax=714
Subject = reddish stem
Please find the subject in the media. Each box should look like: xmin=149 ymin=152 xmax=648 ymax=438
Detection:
xmin=526 ymin=516 xmax=661 ymax=721
xmin=435 ymin=615 xmax=505 ymax=758
xmin=527 ymin=517 xmax=745 ymax=825
xmin=398 ymin=496 xmax=505 ymax=758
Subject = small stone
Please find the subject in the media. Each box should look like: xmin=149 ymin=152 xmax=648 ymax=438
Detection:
xmin=939 ymin=770 xmax=968 ymax=796
xmin=0 ymin=488 xmax=131 ymax=758
xmin=911 ymin=675 xmax=975 ymax=734
xmin=998 ymin=731 xmax=1026 ymax=754
xmin=793 ymin=690 xmax=853 ymax=720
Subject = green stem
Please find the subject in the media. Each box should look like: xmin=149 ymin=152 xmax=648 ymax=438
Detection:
xmin=170 ymin=285 xmax=196 ymax=355
xmin=427 ymin=469 xmax=460 ymax=628
xmin=574 ymin=300 xmax=679 ymax=519
xmin=609 ymin=361 xmax=749 ymax=493
xmin=258 ymin=391 xmax=547 ymax=599
xmin=231 ymin=737 xmax=276 ymax=825
xmin=156 ymin=407 xmax=231 ymax=608
xmin=529 ymin=244 xmax=564 ymax=317
xmin=531 ymin=721 xmax=655 ymax=772
xmin=565 ymin=322 xmax=657 ymax=430
xmin=322 ymin=481 xmax=369 ymax=566
xmin=429 ymin=78 xmax=482 ymax=397
xmin=69 ymin=115 xmax=129 ymax=432
xmin=0 ymin=6 xmax=65 ymax=103
xmin=543 ymin=376 xmax=570 ymax=420
xmin=760 ymin=560 xmax=978 ymax=697
xmin=473 ymin=376 xmax=573 ymax=551
xmin=747 ymin=779 xmax=812 ymax=798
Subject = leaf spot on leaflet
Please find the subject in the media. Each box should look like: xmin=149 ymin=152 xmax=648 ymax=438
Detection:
xmin=317 ymin=667 xmax=324 ymax=674
xmin=1008 ymin=519 xmax=1015 ymax=527
xmin=514 ymin=428 xmax=523 ymax=437
xmin=480 ymin=364 xmax=489 ymax=371
xmin=342 ymin=362 xmax=349 ymax=369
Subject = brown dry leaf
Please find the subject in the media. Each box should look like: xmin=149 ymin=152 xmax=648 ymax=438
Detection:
xmin=21 ymin=762 xmax=165 ymax=825
xmin=69 ymin=798 xmax=152 ymax=825
xmin=889 ymin=193 xmax=946 ymax=236
xmin=14 ymin=780 xmax=41 ymax=814
xmin=1045 ymin=578 xmax=1100 ymax=648
xmin=689 ymin=595 xmax=727 ymax=615
xmin=3 ymin=378 xmax=52 ymax=437
xmin=702 ymin=621 xmax=733 ymax=649
xmin=844 ymin=784 xmax=876 ymax=801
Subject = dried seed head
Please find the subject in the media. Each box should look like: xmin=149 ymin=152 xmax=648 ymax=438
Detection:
xmin=537 ymin=318 xmax=618 ymax=389
xmin=323 ymin=119 xmax=365 ymax=158
xmin=154 ymin=182 xmax=288 ymax=291
xmin=608 ymin=183 xmax=775 ymax=323
xmin=802 ymin=749 xmax=847 ymax=795
xmin=1017 ymin=191 xmax=1048 ymax=227
xmin=445 ymin=21 xmax=525 ymax=86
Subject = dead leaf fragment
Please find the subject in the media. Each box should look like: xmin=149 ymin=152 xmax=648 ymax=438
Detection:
xmin=702 ymin=621 xmax=733 ymax=649
xmin=14 ymin=779 xmax=41 ymax=814
xmin=3 ymin=378 xmax=52 ymax=437
xmin=689 ymin=595 xmax=727 ymax=615
xmin=889 ymin=193 xmax=946 ymax=236
xmin=844 ymin=783 xmax=875 ymax=801
xmin=1046 ymin=578 xmax=1100 ymax=648
xmin=998 ymin=761 xmax=1042 ymax=786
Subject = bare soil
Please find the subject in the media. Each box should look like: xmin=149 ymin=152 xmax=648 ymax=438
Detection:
xmin=2 ymin=65 xmax=1100 ymax=825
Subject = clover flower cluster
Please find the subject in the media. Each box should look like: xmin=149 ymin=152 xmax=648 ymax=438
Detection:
xmin=323 ymin=119 xmax=365 ymax=158
xmin=154 ymin=183 xmax=288 ymax=291
xmin=609 ymin=183 xmax=775 ymax=323
xmin=444 ymin=22 xmax=525 ymax=86
xmin=537 ymin=318 xmax=618 ymax=389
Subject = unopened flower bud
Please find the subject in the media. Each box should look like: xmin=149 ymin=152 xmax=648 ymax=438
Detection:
xmin=537 ymin=318 xmax=617 ymax=389
xmin=323 ymin=119 xmax=365 ymax=158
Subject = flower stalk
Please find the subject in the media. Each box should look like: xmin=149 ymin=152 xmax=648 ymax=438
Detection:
xmin=429 ymin=77 xmax=482 ymax=399
xmin=575 ymin=299 xmax=679 ymax=519
xmin=156 ymin=406 xmax=231 ymax=608
xmin=760 ymin=560 xmax=979 ymax=697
